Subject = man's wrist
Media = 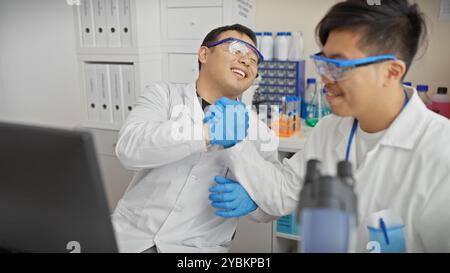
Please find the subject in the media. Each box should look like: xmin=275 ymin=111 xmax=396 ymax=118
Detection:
xmin=203 ymin=123 xmax=211 ymax=145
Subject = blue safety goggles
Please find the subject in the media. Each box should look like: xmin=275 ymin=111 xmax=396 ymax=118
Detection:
xmin=207 ymin=38 xmax=264 ymax=65
xmin=311 ymin=52 xmax=399 ymax=82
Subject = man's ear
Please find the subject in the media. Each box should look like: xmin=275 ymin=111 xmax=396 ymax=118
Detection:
xmin=198 ymin=46 xmax=209 ymax=67
xmin=383 ymin=60 xmax=406 ymax=87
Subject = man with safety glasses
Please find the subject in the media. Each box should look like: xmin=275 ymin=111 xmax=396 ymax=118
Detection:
xmin=111 ymin=24 xmax=278 ymax=253
xmin=209 ymin=0 xmax=450 ymax=252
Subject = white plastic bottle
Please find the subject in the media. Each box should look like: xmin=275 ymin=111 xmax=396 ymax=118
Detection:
xmin=286 ymin=32 xmax=292 ymax=53
xmin=259 ymin=104 xmax=268 ymax=126
xmin=261 ymin=32 xmax=274 ymax=61
xmin=430 ymin=87 xmax=450 ymax=119
xmin=273 ymin=32 xmax=280 ymax=60
xmin=321 ymin=86 xmax=332 ymax=117
xmin=416 ymin=84 xmax=432 ymax=107
xmin=275 ymin=32 xmax=289 ymax=61
xmin=288 ymin=31 xmax=304 ymax=61
xmin=302 ymin=78 xmax=316 ymax=120
xmin=306 ymin=82 xmax=324 ymax=127
xmin=255 ymin=32 xmax=262 ymax=52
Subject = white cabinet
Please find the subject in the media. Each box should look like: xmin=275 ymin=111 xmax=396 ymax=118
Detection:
xmin=161 ymin=0 xmax=254 ymax=51
xmin=167 ymin=7 xmax=223 ymax=40
xmin=167 ymin=53 xmax=199 ymax=84
xmin=88 ymin=128 xmax=135 ymax=211
xmin=73 ymin=0 xmax=164 ymax=130
xmin=97 ymin=154 xmax=135 ymax=211
xmin=73 ymin=0 xmax=161 ymax=51
xmin=167 ymin=0 xmax=222 ymax=7
xmin=230 ymin=218 xmax=273 ymax=253
xmin=89 ymin=127 xmax=119 ymax=156
xmin=77 ymin=55 xmax=162 ymax=130
xmin=160 ymin=0 xmax=256 ymax=84
xmin=73 ymin=0 xmax=256 ymax=128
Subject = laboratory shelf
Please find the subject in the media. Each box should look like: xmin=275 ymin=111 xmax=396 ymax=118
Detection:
xmin=276 ymin=232 xmax=302 ymax=241
xmin=81 ymin=122 xmax=122 ymax=131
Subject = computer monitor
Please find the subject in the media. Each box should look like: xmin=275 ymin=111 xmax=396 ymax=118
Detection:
xmin=0 ymin=122 xmax=118 ymax=253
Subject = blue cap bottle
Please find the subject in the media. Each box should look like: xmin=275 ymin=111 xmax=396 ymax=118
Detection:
xmin=417 ymin=85 xmax=429 ymax=92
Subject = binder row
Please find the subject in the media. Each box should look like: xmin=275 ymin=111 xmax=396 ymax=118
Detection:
xmin=84 ymin=63 xmax=136 ymax=123
xmin=79 ymin=0 xmax=132 ymax=47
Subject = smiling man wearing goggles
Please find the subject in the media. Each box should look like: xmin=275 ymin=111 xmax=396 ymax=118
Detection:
xmin=197 ymin=29 xmax=263 ymax=100
xmin=112 ymin=24 xmax=280 ymax=253
xmin=209 ymin=0 xmax=450 ymax=253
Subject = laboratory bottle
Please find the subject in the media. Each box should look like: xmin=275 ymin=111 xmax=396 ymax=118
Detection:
xmin=288 ymin=31 xmax=304 ymax=61
xmin=302 ymin=78 xmax=316 ymax=119
xmin=258 ymin=104 xmax=268 ymax=126
xmin=286 ymin=32 xmax=292 ymax=50
xmin=416 ymin=84 xmax=432 ymax=107
xmin=260 ymin=32 xmax=274 ymax=61
xmin=274 ymin=32 xmax=289 ymax=61
xmin=430 ymin=87 xmax=450 ymax=119
xmin=255 ymin=32 xmax=262 ymax=52
xmin=321 ymin=86 xmax=332 ymax=117
xmin=306 ymin=82 xmax=323 ymax=127
xmin=273 ymin=32 xmax=281 ymax=60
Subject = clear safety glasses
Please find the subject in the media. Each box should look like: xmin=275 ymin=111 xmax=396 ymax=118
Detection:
xmin=207 ymin=38 xmax=264 ymax=66
xmin=310 ymin=52 xmax=399 ymax=82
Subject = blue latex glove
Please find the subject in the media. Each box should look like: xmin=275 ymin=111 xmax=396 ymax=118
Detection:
xmin=203 ymin=97 xmax=249 ymax=148
xmin=209 ymin=176 xmax=257 ymax=218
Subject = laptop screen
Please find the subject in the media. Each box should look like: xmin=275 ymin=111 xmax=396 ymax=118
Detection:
xmin=0 ymin=122 xmax=118 ymax=253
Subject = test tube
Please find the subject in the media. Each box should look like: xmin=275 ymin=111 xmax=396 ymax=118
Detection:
xmin=259 ymin=104 xmax=268 ymax=126
xmin=288 ymin=112 xmax=293 ymax=135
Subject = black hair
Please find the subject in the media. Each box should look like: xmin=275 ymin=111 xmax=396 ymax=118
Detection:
xmin=316 ymin=0 xmax=428 ymax=76
xmin=198 ymin=24 xmax=257 ymax=70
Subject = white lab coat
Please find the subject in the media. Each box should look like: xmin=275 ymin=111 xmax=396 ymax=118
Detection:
xmin=224 ymin=88 xmax=450 ymax=252
xmin=111 ymin=82 xmax=278 ymax=253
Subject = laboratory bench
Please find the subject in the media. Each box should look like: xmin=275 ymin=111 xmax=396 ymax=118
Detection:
xmin=277 ymin=125 xmax=312 ymax=153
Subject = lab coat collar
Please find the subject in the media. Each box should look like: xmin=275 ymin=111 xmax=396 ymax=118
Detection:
xmin=183 ymin=81 xmax=244 ymax=123
xmin=182 ymin=82 xmax=205 ymax=125
xmin=379 ymin=88 xmax=429 ymax=150
xmin=335 ymin=117 xmax=356 ymax=162
xmin=335 ymin=88 xmax=429 ymax=159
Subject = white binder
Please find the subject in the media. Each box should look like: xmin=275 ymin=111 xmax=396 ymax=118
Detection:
xmin=84 ymin=64 xmax=100 ymax=121
xmin=105 ymin=0 xmax=121 ymax=47
xmin=93 ymin=0 xmax=108 ymax=47
xmin=118 ymin=0 xmax=132 ymax=47
xmin=96 ymin=64 xmax=113 ymax=123
xmin=109 ymin=64 xmax=124 ymax=123
xmin=79 ymin=0 xmax=95 ymax=47
xmin=121 ymin=64 xmax=135 ymax=119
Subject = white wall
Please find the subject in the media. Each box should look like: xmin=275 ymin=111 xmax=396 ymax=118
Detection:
xmin=406 ymin=0 xmax=450 ymax=96
xmin=255 ymin=0 xmax=338 ymax=82
xmin=0 ymin=0 xmax=82 ymax=128
xmin=255 ymin=0 xmax=450 ymax=95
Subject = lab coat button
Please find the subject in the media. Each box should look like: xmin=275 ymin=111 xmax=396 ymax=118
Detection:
xmin=190 ymin=175 xmax=198 ymax=181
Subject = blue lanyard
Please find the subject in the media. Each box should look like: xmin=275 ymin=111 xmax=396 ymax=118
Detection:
xmin=345 ymin=90 xmax=409 ymax=161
